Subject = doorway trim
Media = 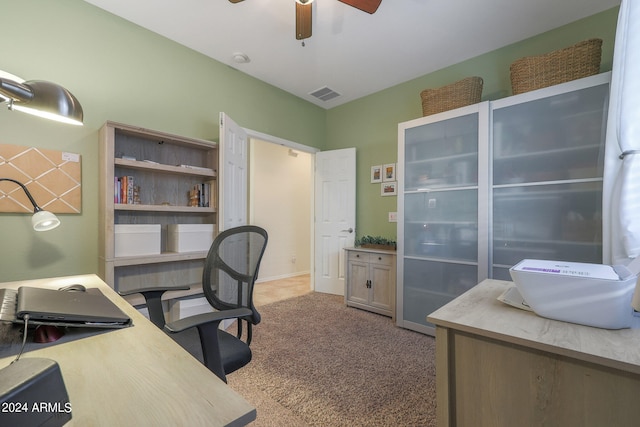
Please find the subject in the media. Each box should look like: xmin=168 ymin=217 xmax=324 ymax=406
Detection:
xmin=244 ymin=127 xmax=319 ymax=292
xmin=245 ymin=128 xmax=320 ymax=154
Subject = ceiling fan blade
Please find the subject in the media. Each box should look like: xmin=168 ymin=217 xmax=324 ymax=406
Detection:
xmin=295 ymin=2 xmax=312 ymax=40
xmin=228 ymin=0 xmax=244 ymax=3
xmin=338 ymin=0 xmax=382 ymax=14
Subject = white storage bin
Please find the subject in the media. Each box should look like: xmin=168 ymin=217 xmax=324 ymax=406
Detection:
xmin=114 ymin=224 xmax=161 ymax=257
xmin=510 ymin=259 xmax=637 ymax=329
xmin=167 ymin=224 xmax=215 ymax=253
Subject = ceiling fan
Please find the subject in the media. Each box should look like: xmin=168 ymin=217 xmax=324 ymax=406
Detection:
xmin=228 ymin=0 xmax=382 ymax=41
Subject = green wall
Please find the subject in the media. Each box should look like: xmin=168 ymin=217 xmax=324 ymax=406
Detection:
xmin=0 ymin=0 xmax=325 ymax=282
xmin=327 ymin=7 xmax=619 ymax=242
xmin=0 ymin=0 xmax=619 ymax=282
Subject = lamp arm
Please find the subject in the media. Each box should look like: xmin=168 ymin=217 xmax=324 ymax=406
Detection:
xmin=0 ymin=178 xmax=42 ymax=212
xmin=0 ymin=78 xmax=34 ymax=102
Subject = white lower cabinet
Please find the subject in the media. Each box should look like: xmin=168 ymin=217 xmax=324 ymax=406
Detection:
xmin=345 ymin=248 xmax=396 ymax=318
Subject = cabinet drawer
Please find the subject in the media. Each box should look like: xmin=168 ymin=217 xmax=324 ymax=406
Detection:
xmin=348 ymin=251 xmax=370 ymax=263
xmin=347 ymin=250 xmax=394 ymax=266
xmin=370 ymin=253 xmax=394 ymax=266
xmin=369 ymin=254 xmax=395 ymax=266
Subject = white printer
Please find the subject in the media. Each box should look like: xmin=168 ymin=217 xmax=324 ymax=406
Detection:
xmin=508 ymin=259 xmax=639 ymax=329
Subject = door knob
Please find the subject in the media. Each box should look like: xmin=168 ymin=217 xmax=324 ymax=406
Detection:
xmin=341 ymin=227 xmax=354 ymax=233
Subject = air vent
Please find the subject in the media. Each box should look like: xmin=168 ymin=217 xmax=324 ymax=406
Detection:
xmin=309 ymin=86 xmax=341 ymax=102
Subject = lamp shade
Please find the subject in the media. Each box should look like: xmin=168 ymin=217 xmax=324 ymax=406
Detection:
xmin=0 ymin=78 xmax=83 ymax=126
xmin=31 ymin=209 xmax=61 ymax=231
xmin=0 ymin=178 xmax=61 ymax=231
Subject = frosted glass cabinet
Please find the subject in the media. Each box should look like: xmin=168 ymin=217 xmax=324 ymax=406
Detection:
xmin=397 ymin=73 xmax=610 ymax=335
xmin=398 ymin=103 xmax=490 ymax=335
xmin=491 ymin=75 xmax=610 ymax=279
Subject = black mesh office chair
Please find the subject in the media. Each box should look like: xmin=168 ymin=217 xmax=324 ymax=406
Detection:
xmin=122 ymin=225 xmax=268 ymax=383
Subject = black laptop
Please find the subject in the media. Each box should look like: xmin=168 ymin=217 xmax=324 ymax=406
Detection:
xmin=0 ymin=286 xmax=131 ymax=329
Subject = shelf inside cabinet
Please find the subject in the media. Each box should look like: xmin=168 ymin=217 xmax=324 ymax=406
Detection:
xmin=111 ymin=251 xmax=208 ymax=267
xmin=493 ymin=143 xmax=602 ymax=162
xmin=406 ymin=151 xmax=476 ymax=166
xmin=115 ymin=158 xmax=216 ymax=178
xmin=493 ymin=237 xmax=603 ymax=247
xmin=404 ymin=219 xmax=477 ymax=226
xmin=115 ymin=203 xmax=216 ymax=213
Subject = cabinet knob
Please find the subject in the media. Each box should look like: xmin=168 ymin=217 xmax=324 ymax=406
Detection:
xmin=356 ymin=254 xmax=360 ymax=258
xmin=378 ymin=257 xmax=382 ymax=260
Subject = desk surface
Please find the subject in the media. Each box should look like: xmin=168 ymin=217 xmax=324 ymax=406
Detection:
xmin=427 ymin=279 xmax=640 ymax=426
xmin=428 ymin=279 xmax=640 ymax=375
xmin=0 ymin=274 xmax=256 ymax=426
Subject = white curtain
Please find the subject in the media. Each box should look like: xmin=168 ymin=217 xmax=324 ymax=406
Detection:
xmin=603 ymin=0 xmax=640 ymax=265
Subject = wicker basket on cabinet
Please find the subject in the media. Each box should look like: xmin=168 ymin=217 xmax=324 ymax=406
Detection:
xmin=420 ymin=76 xmax=483 ymax=117
xmin=510 ymin=38 xmax=602 ymax=95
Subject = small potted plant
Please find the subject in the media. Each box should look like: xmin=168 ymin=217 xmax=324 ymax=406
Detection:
xmin=355 ymin=235 xmax=397 ymax=251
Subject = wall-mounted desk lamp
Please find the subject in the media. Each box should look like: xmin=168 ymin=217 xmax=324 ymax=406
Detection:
xmin=0 ymin=71 xmax=83 ymax=126
xmin=0 ymin=70 xmax=83 ymax=230
xmin=0 ymin=178 xmax=60 ymax=231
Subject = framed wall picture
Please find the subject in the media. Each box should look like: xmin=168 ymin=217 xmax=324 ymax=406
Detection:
xmin=383 ymin=163 xmax=396 ymax=182
xmin=381 ymin=181 xmax=397 ymax=196
xmin=371 ymin=165 xmax=382 ymax=183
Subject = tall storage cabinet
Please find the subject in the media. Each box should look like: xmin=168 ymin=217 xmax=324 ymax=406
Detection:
xmin=98 ymin=121 xmax=218 ymax=305
xmin=397 ymin=73 xmax=611 ymax=335
xmin=491 ymin=73 xmax=610 ymax=279
xmin=397 ymin=103 xmax=489 ymax=335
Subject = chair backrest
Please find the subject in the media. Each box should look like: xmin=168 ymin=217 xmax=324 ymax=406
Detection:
xmin=202 ymin=225 xmax=268 ymax=325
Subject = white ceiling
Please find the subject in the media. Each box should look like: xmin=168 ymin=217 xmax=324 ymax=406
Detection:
xmin=83 ymin=0 xmax=620 ymax=109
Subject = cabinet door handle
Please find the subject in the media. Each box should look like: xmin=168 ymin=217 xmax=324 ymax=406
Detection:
xmin=366 ymin=280 xmax=372 ymax=289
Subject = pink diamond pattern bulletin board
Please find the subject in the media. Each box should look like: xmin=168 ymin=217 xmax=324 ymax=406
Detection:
xmin=0 ymin=143 xmax=81 ymax=213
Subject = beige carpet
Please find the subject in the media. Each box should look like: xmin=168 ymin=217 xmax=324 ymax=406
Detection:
xmin=226 ymin=292 xmax=437 ymax=427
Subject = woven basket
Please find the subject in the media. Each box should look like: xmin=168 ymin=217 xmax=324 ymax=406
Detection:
xmin=510 ymin=38 xmax=602 ymax=95
xmin=420 ymin=76 xmax=483 ymax=117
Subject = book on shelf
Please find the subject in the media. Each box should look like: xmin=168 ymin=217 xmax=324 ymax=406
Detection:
xmin=115 ymin=176 xmax=215 ymax=207
xmin=114 ymin=175 xmax=135 ymax=204
xmin=189 ymin=180 xmax=216 ymax=208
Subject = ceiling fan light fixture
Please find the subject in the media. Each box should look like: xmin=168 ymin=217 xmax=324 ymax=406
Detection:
xmin=296 ymin=1 xmax=313 ymax=41
xmin=296 ymin=0 xmax=314 ymax=4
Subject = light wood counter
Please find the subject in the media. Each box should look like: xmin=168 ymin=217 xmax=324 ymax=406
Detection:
xmin=0 ymin=274 xmax=256 ymax=427
xmin=428 ymin=279 xmax=640 ymax=427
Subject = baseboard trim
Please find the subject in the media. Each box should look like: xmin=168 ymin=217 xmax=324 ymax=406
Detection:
xmin=256 ymin=271 xmax=310 ymax=284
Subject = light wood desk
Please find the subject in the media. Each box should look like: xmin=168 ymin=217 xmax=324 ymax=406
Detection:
xmin=428 ymin=279 xmax=640 ymax=427
xmin=0 ymin=274 xmax=256 ymax=426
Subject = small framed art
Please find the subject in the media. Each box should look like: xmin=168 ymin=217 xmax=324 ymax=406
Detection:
xmin=381 ymin=181 xmax=397 ymax=196
xmin=371 ymin=165 xmax=382 ymax=183
xmin=383 ymin=163 xmax=396 ymax=182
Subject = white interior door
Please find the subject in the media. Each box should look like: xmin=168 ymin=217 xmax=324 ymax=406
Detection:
xmin=219 ymin=112 xmax=248 ymax=231
xmin=314 ymin=148 xmax=356 ymax=295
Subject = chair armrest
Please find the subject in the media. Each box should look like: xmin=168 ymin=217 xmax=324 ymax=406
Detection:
xmin=118 ymin=285 xmax=190 ymax=296
xmin=164 ymin=307 xmax=252 ymax=333
xmin=119 ymin=286 xmax=192 ymax=329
